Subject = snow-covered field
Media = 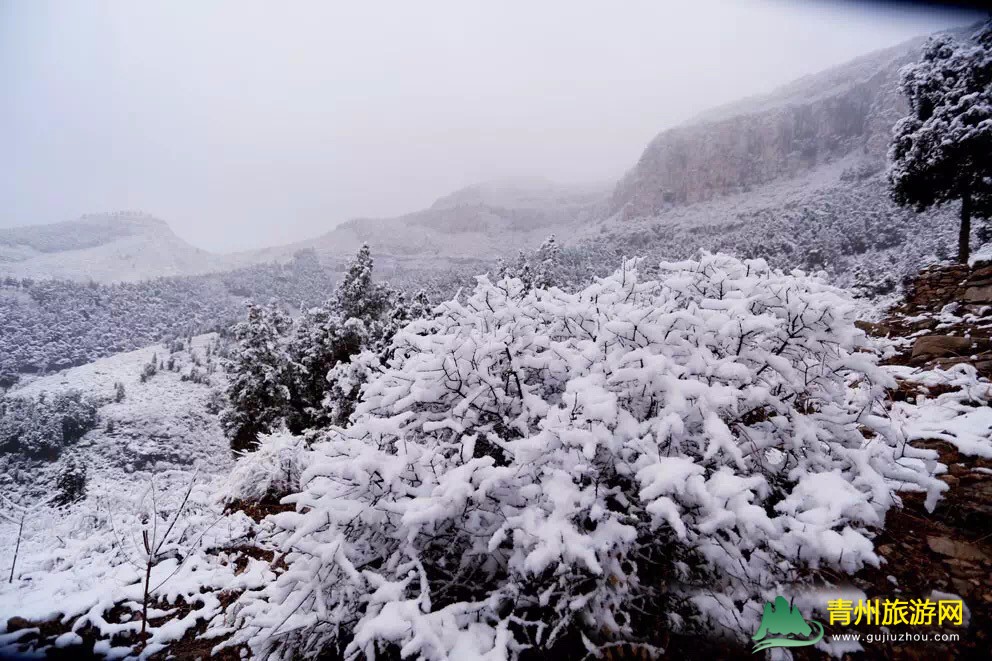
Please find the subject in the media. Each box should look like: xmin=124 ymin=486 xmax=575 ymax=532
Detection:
xmin=0 ymin=334 xmax=264 ymax=658
xmin=5 ymin=334 xmax=230 ymax=490
xmin=0 ymin=259 xmax=990 ymax=659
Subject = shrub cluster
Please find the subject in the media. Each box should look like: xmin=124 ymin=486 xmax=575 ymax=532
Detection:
xmin=224 ymin=254 xmax=943 ymax=659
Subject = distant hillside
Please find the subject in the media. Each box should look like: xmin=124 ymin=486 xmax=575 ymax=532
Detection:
xmin=573 ymin=155 xmax=961 ymax=297
xmin=1 ymin=28 xmax=978 ymax=291
xmin=0 ymin=334 xmax=230 ymax=498
xmin=0 ymin=180 xmax=609 ymax=283
xmin=0 ymin=212 xmax=227 ymax=282
xmin=0 ymin=252 xmax=339 ymax=383
xmin=580 ymin=29 xmax=984 ymax=293
xmin=250 ymin=177 xmax=609 ymax=266
xmin=609 ymin=37 xmax=931 ymax=218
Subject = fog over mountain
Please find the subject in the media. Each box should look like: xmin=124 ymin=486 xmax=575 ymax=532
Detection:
xmin=0 ymin=26 xmax=974 ymax=288
xmin=0 ymin=0 xmax=980 ymax=252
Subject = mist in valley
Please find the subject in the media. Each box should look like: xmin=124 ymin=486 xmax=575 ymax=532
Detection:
xmin=0 ymin=0 xmax=979 ymax=251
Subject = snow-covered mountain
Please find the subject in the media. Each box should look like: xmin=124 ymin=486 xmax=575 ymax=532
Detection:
xmin=577 ymin=30 xmax=976 ymax=293
xmin=0 ymin=212 xmax=226 ymax=283
xmin=0 ymin=179 xmax=609 ymax=283
xmin=0 ymin=29 xmax=970 ymax=288
xmin=248 ymin=177 xmax=609 ymax=268
xmin=609 ymin=37 xmax=930 ymax=218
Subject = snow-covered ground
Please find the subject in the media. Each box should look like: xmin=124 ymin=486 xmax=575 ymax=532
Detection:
xmin=0 ymin=334 xmax=262 ymax=658
xmin=8 ymin=333 xmax=230 ymax=485
xmin=1 ymin=280 xmax=990 ymax=660
xmin=889 ymin=364 xmax=992 ymax=458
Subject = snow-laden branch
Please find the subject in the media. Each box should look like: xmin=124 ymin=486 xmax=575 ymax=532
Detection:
xmin=222 ymin=253 xmax=946 ymax=660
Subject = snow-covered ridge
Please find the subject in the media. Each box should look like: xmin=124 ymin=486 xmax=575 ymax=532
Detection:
xmin=0 ymin=212 xmax=166 ymax=254
xmin=5 ymin=333 xmax=229 ymax=489
xmin=606 ymin=31 xmax=976 ymax=219
xmin=0 ymin=212 xmax=228 ymax=283
xmin=0 ymin=33 xmax=959 ymax=285
xmin=246 ymin=178 xmax=611 ymax=268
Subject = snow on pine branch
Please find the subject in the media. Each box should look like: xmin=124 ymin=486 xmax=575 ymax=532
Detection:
xmin=222 ymin=253 xmax=947 ymax=660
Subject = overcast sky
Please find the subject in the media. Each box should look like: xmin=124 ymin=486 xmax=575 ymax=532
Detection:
xmin=0 ymin=0 xmax=982 ymax=252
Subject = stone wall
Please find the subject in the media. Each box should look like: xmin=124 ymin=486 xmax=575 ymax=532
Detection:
xmin=868 ymin=258 xmax=992 ymax=377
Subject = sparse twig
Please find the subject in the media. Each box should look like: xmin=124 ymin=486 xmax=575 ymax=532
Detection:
xmin=106 ymin=471 xmax=202 ymax=650
xmin=1 ymin=492 xmax=53 ymax=583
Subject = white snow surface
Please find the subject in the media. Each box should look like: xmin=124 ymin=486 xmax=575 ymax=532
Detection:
xmin=0 ymin=334 xmax=262 ymax=659
xmin=220 ymin=254 xmax=987 ymax=660
xmin=888 ymin=363 xmax=992 ymax=458
xmin=9 ymin=333 xmax=230 ymax=480
xmin=1 ymin=272 xmax=990 ymax=659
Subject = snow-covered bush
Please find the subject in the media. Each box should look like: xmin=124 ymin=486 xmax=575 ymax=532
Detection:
xmin=225 ymin=253 xmax=945 ymax=659
xmin=0 ymin=390 xmax=100 ymax=459
xmin=53 ymin=456 xmax=88 ymax=506
xmin=220 ymin=431 xmax=308 ymax=505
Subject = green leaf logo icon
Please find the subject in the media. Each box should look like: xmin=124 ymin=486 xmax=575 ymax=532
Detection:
xmin=752 ymin=596 xmax=824 ymax=653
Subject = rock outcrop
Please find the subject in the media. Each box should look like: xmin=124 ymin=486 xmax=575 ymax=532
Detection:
xmin=608 ymin=33 xmax=981 ymax=220
xmin=864 ymin=258 xmax=992 ymax=377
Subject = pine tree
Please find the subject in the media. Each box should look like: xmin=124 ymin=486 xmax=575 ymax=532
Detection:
xmin=222 ymin=302 xmax=292 ymax=451
xmin=53 ymin=457 xmax=87 ymax=506
xmin=889 ymin=21 xmax=992 ymax=263
xmin=284 ymin=246 xmax=388 ymax=433
xmin=332 ymin=244 xmax=391 ymax=321
xmin=284 ymin=307 xmax=360 ymax=434
xmin=514 ymin=250 xmax=534 ymax=289
xmin=495 ymin=236 xmax=561 ymax=290
xmin=283 ymin=246 xmax=430 ymax=433
xmin=534 ymin=234 xmax=562 ymax=289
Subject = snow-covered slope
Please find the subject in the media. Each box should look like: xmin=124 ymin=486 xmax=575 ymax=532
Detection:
xmin=0 ymin=30 xmax=969 ymax=290
xmin=0 ymin=335 xmax=268 ymax=657
xmin=0 ymin=212 xmax=230 ymax=283
xmin=2 ymin=333 xmax=230 ymax=494
xmin=248 ymin=177 xmax=610 ymax=267
xmin=574 ymin=153 xmax=962 ymax=293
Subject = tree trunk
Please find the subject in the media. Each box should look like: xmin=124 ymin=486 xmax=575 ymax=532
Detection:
xmin=141 ymin=530 xmax=152 ymax=648
xmin=9 ymin=513 xmax=24 ymax=583
xmin=959 ymin=192 xmax=972 ymax=264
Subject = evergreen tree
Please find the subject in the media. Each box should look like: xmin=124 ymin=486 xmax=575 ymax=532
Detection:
xmin=0 ymin=390 xmax=99 ymax=459
xmin=889 ymin=21 xmax=992 ymax=263
xmin=222 ymin=302 xmax=292 ymax=451
xmin=494 ymin=235 xmax=561 ymax=290
xmin=534 ymin=233 xmax=562 ymax=289
xmin=53 ymin=456 xmax=87 ymax=506
xmin=332 ymin=244 xmax=391 ymax=321
xmin=514 ymin=249 xmax=534 ymax=289
xmin=284 ymin=307 xmax=361 ymax=434
xmin=283 ymin=245 xmax=431 ymax=432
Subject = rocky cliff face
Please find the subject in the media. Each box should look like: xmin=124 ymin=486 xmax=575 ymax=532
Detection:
xmin=610 ymin=38 xmax=927 ymax=219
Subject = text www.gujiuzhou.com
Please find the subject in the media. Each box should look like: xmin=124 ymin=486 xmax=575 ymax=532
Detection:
xmin=831 ymin=633 xmax=960 ymax=644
